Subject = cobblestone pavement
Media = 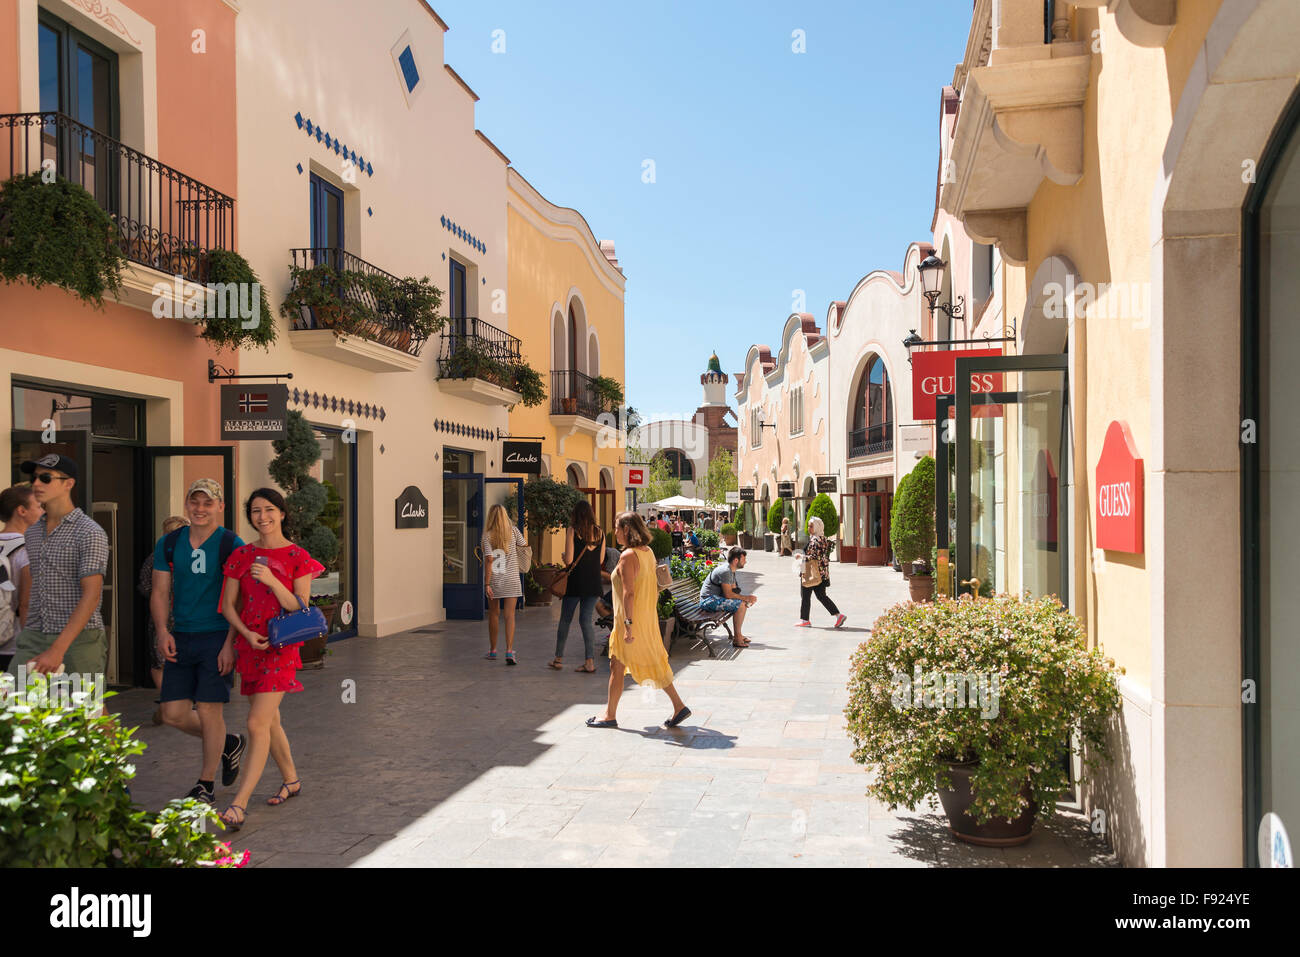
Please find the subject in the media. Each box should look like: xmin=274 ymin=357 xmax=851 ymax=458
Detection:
xmin=118 ymin=550 xmax=1118 ymax=867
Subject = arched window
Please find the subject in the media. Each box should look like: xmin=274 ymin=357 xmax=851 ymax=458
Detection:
xmin=568 ymin=306 xmax=578 ymax=374
xmin=566 ymin=464 xmax=582 ymax=488
xmin=656 ymin=449 xmax=694 ymax=482
xmin=849 ymin=355 xmax=893 ymax=457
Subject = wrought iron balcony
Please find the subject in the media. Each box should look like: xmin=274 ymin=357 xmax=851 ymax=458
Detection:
xmin=437 ymin=317 xmax=522 ymax=377
xmin=287 ymin=247 xmax=429 ymax=358
xmin=0 ymin=111 xmax=234 ymax=283
xmin=849 ymin=422 xmax=894 ymax=458
xmin=551 ymin=369 xmax=603 ymax=421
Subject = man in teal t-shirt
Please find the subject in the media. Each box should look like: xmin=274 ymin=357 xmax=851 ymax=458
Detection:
xmin=152 ymin=479 xmax=246 ymax=805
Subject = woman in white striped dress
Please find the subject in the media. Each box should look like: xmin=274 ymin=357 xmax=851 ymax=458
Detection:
xmin=482 ymin=504 xmax=527 ymax=665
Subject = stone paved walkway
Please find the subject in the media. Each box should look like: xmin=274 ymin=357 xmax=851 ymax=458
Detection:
xmin=119 ymin=550 xmax=1117 ymax=867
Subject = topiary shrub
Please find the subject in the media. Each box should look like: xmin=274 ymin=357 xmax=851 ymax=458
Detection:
xmin=891 ymin=456 xmax=936 ymax=573
xmin=767 ymin=498 xmax=785 ymax=532
xmin=650 ymin=528 xmax=672 ymax=560
xmin=522 ymin=477 xmax=585 ymax=553
xmin=697 ymin=529 xmax=719 ymax=548
xmin=805 ymin=492 xmax=839 ymax=538
xmin=268 ymin=409 xmax=338 ymax=568
xmin=720 ymin=522 xmax=737 ymax=536
xmin=0 ymin=676 xmax=249 ymax=866
xmin=0 ymin=172 xmax=126 ymax=307
xmin=844 ymin=593 xmax=1123 ymax=825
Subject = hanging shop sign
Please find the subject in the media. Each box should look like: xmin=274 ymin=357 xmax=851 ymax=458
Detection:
xmin=502 ymin=440 xmax=542 ymax=474
xmin=1095 ymin=420 xmax=1144 ymax=553
xmin=777 ymin=481 xmax=795 ymax=498
xmin=395 ymin=485 xmax=429 ymax=529
xmin=816 ymin=475 xmax=838 ymax=493
xmin=220 ymin=384 xmax=288 ymax=440
xmin=739 ymin=486 xmax=756 ymax=502
xmin=626 ymin=466 xmax=647 ymax=488
xmin=725 ymin=490 xmax=740 ymax=504
xmin=911 ymin=349 xmax=1004 ymax=420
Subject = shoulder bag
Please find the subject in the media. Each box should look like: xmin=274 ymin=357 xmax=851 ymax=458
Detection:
xmin=514 ymin=527 xmax=533 ymax=574
xmin=267 ymin=595 xmax=329 ymax=649
xmin=800 ymin=541 xmax=824 ymax=589
xmin=548 ymin=538 xmax=597 ymax=597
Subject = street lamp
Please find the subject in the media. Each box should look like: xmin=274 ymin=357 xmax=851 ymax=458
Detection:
xmin=917 ymin=254 xmax=964 ymax=323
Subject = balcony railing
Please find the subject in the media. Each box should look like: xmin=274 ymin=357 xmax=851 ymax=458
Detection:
xmin=1 ymin=111 xmax=234 ymax=282
xmin=438 ymin=317 xmax=521 ymax=371
xmin=551 ymin=369 xmax=603 ymax=420
xmin=849 ymin=422 xmax=893 ymax=458
xmin=287 ymin=247 xmax=429 ymax=357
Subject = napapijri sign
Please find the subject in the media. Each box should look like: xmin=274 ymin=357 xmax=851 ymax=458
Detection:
xmin=220 ymin=384 xmax=287 ymax=440
xmin=395 ymin=485 xmax=429 ymax=529
xmin=502 ymin=441 xmax=542 ymax=474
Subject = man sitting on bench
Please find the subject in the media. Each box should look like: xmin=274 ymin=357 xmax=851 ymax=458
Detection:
xmin=699 ymin=546 xmax=756 ymax=648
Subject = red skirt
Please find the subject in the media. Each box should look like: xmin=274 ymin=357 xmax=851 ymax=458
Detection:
xmin=234 ymin=632 xmax=304 ymax=695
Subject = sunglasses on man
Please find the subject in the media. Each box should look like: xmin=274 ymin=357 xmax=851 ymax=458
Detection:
xmin=33 ymin=471 xmax=71 ymax=484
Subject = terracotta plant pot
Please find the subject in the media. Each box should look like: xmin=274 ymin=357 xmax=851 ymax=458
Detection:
xmin=659 ymin=617 xmax=674 ymax=652
xmin=528 ymin=567 xmax=564 ymax=605
xmin=936 ymin=761 xmax=1036 ymax=846
xmin=560 ymin=397 xmax=578 ymax=414
xmin=723 ymin=532 xmax=737 ymax=546
xmin=908 ymin=574 xmax=935 ymax=602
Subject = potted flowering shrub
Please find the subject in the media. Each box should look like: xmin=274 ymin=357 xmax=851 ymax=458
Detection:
xmin=844 ymin=593 xmax=1122 ymax=846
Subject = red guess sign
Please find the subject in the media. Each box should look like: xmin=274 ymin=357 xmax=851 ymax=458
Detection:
xmin=911 ymin=349 xmax=1004 ymax=420
xmin=1095 ymin=420 xmax=1143 ymax=553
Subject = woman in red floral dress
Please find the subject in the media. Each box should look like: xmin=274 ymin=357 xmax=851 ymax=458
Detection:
xmin=217 ymin=487 xmax=324 ymax=830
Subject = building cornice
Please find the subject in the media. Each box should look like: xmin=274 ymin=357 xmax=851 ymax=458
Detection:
xmin=419 ymin=1 xmax=450 ymax=32
xmin=444 ymin=63 xmax=479 ymax=102
xmin=507 ymin=168 xmax=626 ymax=294
xmin=476 ymin=130 xmax=509 ymax=165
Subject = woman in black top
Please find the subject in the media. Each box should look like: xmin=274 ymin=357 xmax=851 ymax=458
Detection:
xmin=550 ymin=500 xmax=604 ymax=673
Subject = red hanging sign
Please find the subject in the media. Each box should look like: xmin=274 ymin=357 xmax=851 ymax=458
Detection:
xmin=626 ymin=466 xmax=647 ymax=488
xmin=1095 ymin=420 xmax=1144 ymax=553
xmin=911 ymin=349 xmax=1004 ymax=420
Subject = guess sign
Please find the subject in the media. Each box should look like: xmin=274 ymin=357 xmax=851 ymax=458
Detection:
xmin=1095 ymin=420 xmax=1143 ymax=553
xmin=626 ymin=466 xmax=647 ymax=488
xmin=910 ymin=349 xmax=1003 ymax=420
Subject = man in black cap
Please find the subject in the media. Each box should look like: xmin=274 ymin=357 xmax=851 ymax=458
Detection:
xmin=6 ymin=454 xmax=110 ymax=680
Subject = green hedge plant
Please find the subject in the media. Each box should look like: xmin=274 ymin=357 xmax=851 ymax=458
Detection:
xmin=767 ymin=498 xmax=786 ymax=532
xmin=844 ymin=594 xmax=1123 ymax=825
xmin=650 ymin=528 xmax=673 ymax=560
xmin=0 ymin=676 xmax=248 ymax=866
xmin=0 ymin=172 xmax=127 ymax=307
xmin=805 ymin=492 xmax=839 ymax=538
xmin=891 ymin=456 xmax=936 ymax=573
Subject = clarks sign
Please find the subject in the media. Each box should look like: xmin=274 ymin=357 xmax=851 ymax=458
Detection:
xmin=395 ymin=486 xmax=429 ymax=529
xmin=910 ymin=349 xmax=1003 ymax=420
xmin=502 ymin=441 xmax=542 ymax=474
xmin=1095 ymin=420 xmax=1143 ymax=553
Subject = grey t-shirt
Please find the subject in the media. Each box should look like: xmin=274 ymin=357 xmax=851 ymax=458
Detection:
xmin=701 ymin=564 xmax=737 ymax=600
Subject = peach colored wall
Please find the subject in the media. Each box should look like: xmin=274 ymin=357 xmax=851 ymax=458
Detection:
xmin=0 ymin=2 xmax=18 ymax=108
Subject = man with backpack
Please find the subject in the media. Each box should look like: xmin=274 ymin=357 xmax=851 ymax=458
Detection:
xmin=0 ymin=485 xmax=42 ymax=674
xmin=152 ymin=478 xmax=247 ymax=806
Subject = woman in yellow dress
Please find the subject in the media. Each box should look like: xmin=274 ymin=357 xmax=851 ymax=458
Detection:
xmin=586 ymin=512 xmax=691 ymax=729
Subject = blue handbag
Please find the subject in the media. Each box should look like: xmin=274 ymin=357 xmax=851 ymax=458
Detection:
xmin=267 ymin=596 xmax=329 ymax=649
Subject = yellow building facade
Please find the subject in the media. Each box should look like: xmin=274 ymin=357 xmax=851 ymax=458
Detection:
xmin=506 ymin=169 xmax=627 ymax=559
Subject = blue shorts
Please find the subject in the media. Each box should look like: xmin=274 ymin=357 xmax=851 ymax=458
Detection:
xmin=699 ymin=595 xmax=742 ymax=614
xmin=159 ymin=630 xmax=233 ymax=704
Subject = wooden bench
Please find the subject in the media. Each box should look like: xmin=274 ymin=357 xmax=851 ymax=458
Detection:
xmin=666 ymin=577 xmax=734 ymax=657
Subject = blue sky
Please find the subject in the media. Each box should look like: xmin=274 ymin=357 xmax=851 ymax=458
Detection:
xmin=428 ymin=1 xmax=973 ymax=420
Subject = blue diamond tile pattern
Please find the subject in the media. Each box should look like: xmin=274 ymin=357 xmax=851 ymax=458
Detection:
xmin=293 ymin=111 xmax=377 ymax=177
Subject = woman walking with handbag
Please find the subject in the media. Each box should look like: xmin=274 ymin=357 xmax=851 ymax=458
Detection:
xmin=550 ymin=500 xmax=603 ymax=674
xmin=795 ymin=516 xmax=846 ymax=629
xmin=586 ymin=512 xmax=690 ymax=730
xmin=482 ymin=504 xmax=527 ymax=665
xmin=217 ymin=488 xmax=324 ymax=830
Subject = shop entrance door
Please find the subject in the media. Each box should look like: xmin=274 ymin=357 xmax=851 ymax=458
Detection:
xmin=857 ymin=491 xmax=892 ymax=565
xmin=136 ymin=447 xmax=234 ymax=685
xmin=952 ymin=354 xmax=1069 ymax=602
xmin=443 ymin=473 xmax=484 ymax=620
xmin=583 ymin=488 xmax=616 ymax=537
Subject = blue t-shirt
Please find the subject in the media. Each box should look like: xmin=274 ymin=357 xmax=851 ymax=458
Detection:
xmin=154 ymin=527 xmax=244 ymax=634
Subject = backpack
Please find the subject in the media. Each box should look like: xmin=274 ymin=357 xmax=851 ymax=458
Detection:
xmin=0 ymin=538 xmax=26 ymax=647
xmin=163 ymin=527 xmax=238 ymax=614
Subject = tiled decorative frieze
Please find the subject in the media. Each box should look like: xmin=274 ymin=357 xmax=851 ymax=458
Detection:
xmin=293 ymin=111 xmax=374 ymax=177
xmin=432 ymin=419 xmax=495 ymax=442
xmin=440 ymin=215 xmax=485 ymax=254
xmin=289 ymin=387 xmax=386 ymax=422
